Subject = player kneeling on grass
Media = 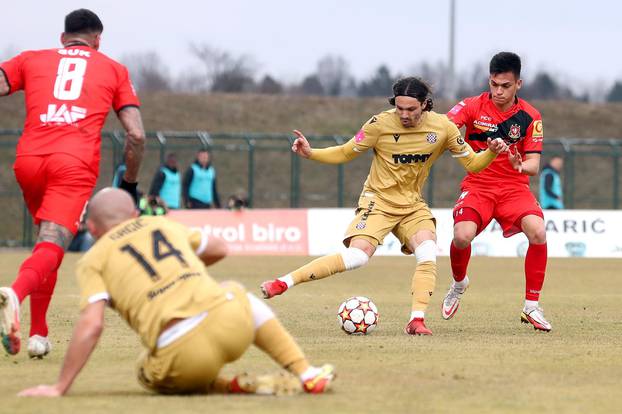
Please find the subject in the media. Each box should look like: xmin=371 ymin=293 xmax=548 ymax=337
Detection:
xmin=17 ymin=188 xmax=334 ymax=397
xmin=261 ymin=77 xmax=509 ymax=336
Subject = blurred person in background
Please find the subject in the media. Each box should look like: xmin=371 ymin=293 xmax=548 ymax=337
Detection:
xmin=442 ymin=52 xmax=552 ymax=332
xmin=539 ymin=156 xmax=564 ymax=209
xmin=149 ymin=153 xmax=181 ymax=210
xmin=260 ymin=77 xmax=508 ymax=335
xmin=182 ymin=148 xmax=221 ymax=209
xmin=0 ymin=8 xmax=145 ymax=358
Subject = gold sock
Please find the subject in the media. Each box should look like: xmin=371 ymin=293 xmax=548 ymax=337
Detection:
xmin=290 ymin=253 xmax=346 ymax=285
xmin=411 ymin=261 xmax=437 ymax=313
xmin=254 ymin=319 xmax=310 ymax=376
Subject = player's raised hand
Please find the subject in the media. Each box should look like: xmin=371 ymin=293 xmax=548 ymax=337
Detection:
xmin=291 ymin=130 xmax=312 ymax=159
xmin=18 ymin=384 xmax=63 ymax=397
xmin=486 ymin=137 xmax=509 ymax=154
xmin=507 ymin=145 xmax=523 ymax=173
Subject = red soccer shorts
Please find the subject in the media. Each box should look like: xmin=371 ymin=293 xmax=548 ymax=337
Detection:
xmin=13 ymin=154 xmax=97 ymax=235
xmin=452 ymin=183 xmax=543 ymax=238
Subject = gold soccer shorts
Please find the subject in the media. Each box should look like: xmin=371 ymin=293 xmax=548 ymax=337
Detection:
xmin=344 ymin=193 xmax=436 ymax=255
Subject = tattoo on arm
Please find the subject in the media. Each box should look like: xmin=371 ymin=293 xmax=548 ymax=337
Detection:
xmin=117 ymin=107 xmax=146 ymax=182
xmin=37 ymin=221 xmax=73 ymax=250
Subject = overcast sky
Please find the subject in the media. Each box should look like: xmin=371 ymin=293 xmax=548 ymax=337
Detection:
xmin=2 ymin=0 xmax=620 ymax=90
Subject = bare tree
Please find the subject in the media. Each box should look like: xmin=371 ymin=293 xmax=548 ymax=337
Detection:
xmin=358 ymin=65 xmax=396 ymax=97
xmin=257 ymin=75 xmax=283 ymax=94
xmin=316 ymin=55 xmax=353 ymax=96
xmin=189 ymin=43 xmax=256 ymax=93
xmin=121 ymin=51 xmax=172 ymax=93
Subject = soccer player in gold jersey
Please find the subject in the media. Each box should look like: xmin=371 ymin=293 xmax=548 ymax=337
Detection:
xmin=17 ymin=188 xmax=334 ymax=397
xmin=261 ymin=77 xmax=508 ymax=335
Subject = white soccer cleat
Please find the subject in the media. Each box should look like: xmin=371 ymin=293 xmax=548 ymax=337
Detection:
xmin=0 ymin=287 xmax=21 ymax=355
xmin=27 ymin=335 xmax=52 ymax=359
xmin=521 ymin=306 xmax=552 ymax=332
xmin=441 ymin=276 xmax=469 ymax=320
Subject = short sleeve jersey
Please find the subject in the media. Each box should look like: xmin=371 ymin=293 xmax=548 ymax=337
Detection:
xmin=347 ymin=109 xmax=477 ymax=207
xmin=447 ymin=92 xmax=543 ymax=187
xmin=0 ymin=45 xmax=140 ymax=173
xmin=76 ymin=216 xmax=227 ymax=351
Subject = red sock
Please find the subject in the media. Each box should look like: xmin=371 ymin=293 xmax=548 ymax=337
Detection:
xmin=11 ymin=242 xmax=65 ymax=303
xmin=29 ymin=269 xmax=59 ymax=337
xmin=450 ymin=241 xmax=471 ymax=282
xmin=525 ymin=243 xmax=547 ymax=301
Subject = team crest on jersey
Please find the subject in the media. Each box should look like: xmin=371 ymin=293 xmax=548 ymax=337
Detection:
xmin=508 ymin=124 xmax=521 ymax=141
xmin=426 ymin=132 xmax=437 ymax=143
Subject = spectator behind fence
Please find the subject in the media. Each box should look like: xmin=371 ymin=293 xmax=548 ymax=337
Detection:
xmin=227 ymin=190 xmax=249 ymax=211
xmin=149 ymin=153 xmax=181 ymax=209
xmin=539 ymin=156 xmax=564 ymax=209
xmin=183 ymin=149 xmax=221 ymax=209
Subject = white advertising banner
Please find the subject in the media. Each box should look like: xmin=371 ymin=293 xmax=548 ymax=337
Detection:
xmin=307 ymin=209 xmax=622 ymax=258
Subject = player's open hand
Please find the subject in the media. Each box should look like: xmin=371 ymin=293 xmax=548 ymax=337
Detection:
xmin=291 ymin=130 xmax=312 ymax=159
xmin=507 ymin=145 xmax=523 ymax=173
xmin=18 ymin=384 xmax=63 ymax=397
xmin=486 ymin=137 xmax=509 ymax=154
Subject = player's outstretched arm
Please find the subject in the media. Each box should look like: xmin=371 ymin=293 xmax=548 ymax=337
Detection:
xmin=293 ymin=130 xmax=361 ymax=165
xmin=18 ymin=301 xmax=106 ymax=397
xmin=118 ymin=107 xmax=146 ymax=183
xmin=456 ymin=137 xmax=507 ymax=173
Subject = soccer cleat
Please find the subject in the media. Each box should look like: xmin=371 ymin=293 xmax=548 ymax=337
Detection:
xmin=441 ymin=276 xmax=469 ymax=320
xmin=229 ymin=372 xmax=302 ymax=396
xmin=260 ymin=279 xmax=288 ymax=299
xmin=404 ymin=318 xmax=432 ymax=336
xmin=0 ymin=287 xmax=21 ymax=355
xmin=302 ymin=364 xmax=335 ymax=394
xmin=521 ymin=306 xmax=552 ymax=332
xmin=27 ymin=335 xmax=52 ymax=359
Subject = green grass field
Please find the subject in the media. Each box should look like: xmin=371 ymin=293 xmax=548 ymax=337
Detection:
xmin=1 ymin=252 xmax=621 ymax=413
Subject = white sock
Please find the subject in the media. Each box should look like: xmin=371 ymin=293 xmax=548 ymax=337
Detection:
xmin=277 ymin=274 xmax=294 ymax=288
xmin=453 ymin=276 xmax=469 ymax=291
xmin=524 ymin=299 xmax=539 ymax=310
xmin=300 ymin=366 xmax=321 ymax=382
xmin=410 ymin=310 xmax=425 ymax=321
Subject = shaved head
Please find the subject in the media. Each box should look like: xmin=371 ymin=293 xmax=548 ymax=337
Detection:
xmin=87 ymin=188 xmax=137 ymax=239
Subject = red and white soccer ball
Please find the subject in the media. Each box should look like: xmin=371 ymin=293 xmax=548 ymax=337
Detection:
xmin=337 ymin=296 xmax=379 ymax=335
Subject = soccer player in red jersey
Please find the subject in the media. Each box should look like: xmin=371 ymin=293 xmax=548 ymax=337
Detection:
xmin=441 ymin=52 xmax=551 ymax=331
xmin=0 ymin=9 xmax=146 ymax=357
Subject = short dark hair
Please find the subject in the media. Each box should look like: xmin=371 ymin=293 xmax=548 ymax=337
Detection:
xmin=490 ymin=52 xmax=521 ymax=79
xmin=64 ymin=9 xmax=103 ymax=35
xmin=389 ymin=77 xmax=433 ymax=111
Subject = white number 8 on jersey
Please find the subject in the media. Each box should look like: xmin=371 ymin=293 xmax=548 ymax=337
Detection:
xmin=53 ymin=57 xmax=87 ymax=100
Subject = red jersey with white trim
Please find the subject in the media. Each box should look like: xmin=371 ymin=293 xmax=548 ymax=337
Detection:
xmin=0 ymin=45 xmax=140 ymax=173
xmin=447 ymin=92 xmax=543 ymax=186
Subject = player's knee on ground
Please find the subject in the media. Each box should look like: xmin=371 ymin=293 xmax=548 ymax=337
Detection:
xmin=341 ymin=247 xmax=369 ymax=270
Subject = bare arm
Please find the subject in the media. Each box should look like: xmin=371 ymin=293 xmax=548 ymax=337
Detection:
xmin=456 ymin=138 xmax=508 ymax=173
xmin=18 ymin=301 xmax=106 ymax=397
xmin=117 ymin=107 xmax=146 ymax=183
xmin=197 ymin=236 xmax=228 ymax=267
xmin=508 ymin=150 xmax=540 ymax=176
xmin=0 ymin=69 xmax=9 ymax=96
xmin=292 ymin=130 xmax=361 ymax=165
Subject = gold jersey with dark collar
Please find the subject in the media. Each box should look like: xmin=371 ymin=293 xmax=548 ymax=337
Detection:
xmin=76 ymin=216 xmax=228 ymax=351
xmin=310 ymin=109 xmax=494 ymax=208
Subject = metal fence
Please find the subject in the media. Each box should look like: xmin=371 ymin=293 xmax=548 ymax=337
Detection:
xmin=1 ymin=129 xmax=621 ymax=246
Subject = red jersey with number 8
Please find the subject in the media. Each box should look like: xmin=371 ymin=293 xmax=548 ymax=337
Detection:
xmin=447 ymin=92 xmax=543 ymax=187
xmin=0 ymin=45 xmax=139 ymax=173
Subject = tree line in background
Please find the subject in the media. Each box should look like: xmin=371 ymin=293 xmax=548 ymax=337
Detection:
xmin=2 ymin=44 xmax=622 ymax=102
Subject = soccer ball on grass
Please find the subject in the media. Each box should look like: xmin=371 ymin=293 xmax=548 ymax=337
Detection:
xmin=337 ymin=296 xmax=379 ymax=335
